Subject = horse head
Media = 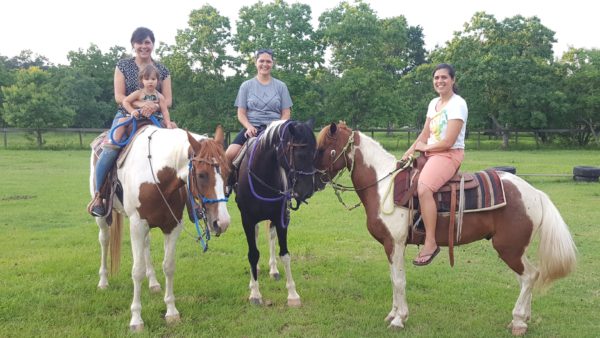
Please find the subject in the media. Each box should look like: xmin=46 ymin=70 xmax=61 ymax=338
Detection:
xmin=314 ymin=122 xmax=354 ymax=191
xmin=186 ymin=125 xmax=231 ymax=236
xmin=277 ymin=118 xmax=317 ymax=207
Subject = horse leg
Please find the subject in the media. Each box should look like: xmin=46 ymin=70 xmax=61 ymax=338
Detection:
xmin=244 ymin=219 xmax=262 ymax=305
xmin=385 ymin=242 xmax=409 ymax=329
xmin=97 ymin=216 xmax=110 ymax=290
xmin=162 ymin=223 xmax=183 ymax=324
xmin=144 ymin=232 xmax=161 ymax=293
xmin=129 ymin=217 xmax=149 ymax=332
xmin=267 ymin=221 xmax=281 ymax=280
xmin=275 ymin=224 xmax=301 ymax=307
xmin=494 ymin=237 xmax=537 ymax=336
xmin=508 ymin=257 xmax=538 ymax=336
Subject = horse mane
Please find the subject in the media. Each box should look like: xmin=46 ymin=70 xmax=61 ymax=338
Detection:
xmin=258 ymin=120 xmax=287 ymax=148
xmin=197 ymin=137 xmax=230 ymax=178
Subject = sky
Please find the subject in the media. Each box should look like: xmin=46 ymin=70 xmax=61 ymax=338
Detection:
xmin=1 ymin=0 xmax=596 ymax=65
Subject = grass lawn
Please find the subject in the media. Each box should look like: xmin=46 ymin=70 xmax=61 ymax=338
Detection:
xmin=0 ymin=148 xmax=598 ymax=337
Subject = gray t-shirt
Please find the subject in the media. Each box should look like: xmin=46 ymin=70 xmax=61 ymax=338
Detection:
xmin=234 ymin=77 xmax=293 ymax=127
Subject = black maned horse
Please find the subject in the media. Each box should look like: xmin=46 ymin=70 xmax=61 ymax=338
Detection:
xmin=233 ymin=119 xmax=316 ymax=306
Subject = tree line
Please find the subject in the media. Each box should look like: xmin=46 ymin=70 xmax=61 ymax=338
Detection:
xmin=1 ymin=0 xmax=598 ymax=147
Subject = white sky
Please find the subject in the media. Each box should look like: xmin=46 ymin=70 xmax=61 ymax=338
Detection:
xmin=1 ymin=0 xmax=596 ymax=65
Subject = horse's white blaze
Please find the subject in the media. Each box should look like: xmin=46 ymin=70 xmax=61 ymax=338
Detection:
xmin=214 ymin=167 xmax=231 ymax=230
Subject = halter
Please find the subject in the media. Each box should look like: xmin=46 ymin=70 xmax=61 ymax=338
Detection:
xmin=146 ymin=129 xmax=227 ymax=252
xmin=186 ymin=155 xmax=228 ymax=252
xmin=247 ymin=121 xmax=315 ymax=227
xmin=317 ymin=129 xmax=411 ymax=210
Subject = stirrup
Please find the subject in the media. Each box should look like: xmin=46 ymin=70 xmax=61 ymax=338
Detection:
xmin=88 ymin=192 xmax=106 ymax=217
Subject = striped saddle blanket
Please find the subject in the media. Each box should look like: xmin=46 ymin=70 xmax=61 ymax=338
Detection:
xmin=394 ymin=168 xmax=507 ymax=213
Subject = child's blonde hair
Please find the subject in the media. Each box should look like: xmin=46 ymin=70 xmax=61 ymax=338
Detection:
xmin=138 ymin=64 xmax=160 ymax=88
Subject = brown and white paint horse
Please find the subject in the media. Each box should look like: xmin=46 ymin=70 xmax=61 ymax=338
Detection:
xmin=314 ymin=122 xmax=576 ymax=336
xmin=89 ymin=125 xmax=230 ymax=331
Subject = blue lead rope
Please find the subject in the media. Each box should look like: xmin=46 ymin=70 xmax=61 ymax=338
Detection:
xmin=109 ymin=114 xmax=162 ymax=147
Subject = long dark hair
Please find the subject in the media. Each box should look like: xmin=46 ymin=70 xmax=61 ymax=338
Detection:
xmin=433 ymin=63 xmax=458 ymax=94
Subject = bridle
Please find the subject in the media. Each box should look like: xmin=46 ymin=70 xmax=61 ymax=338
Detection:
xmin=186 ymin=150 xmax=228 ymax=252
xmin=316 ymin=128 xmax=411 ymax=210
xmin=146 ymin=129 xmax=228 ymax=252
xmin=247 ymin=121 xmax=316 ymax=226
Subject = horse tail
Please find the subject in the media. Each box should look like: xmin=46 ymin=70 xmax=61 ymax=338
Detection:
xmin=535 ymin=190 xmax=577 ymax=289
xmin=109 ymin=211 xmax=123 ymax=276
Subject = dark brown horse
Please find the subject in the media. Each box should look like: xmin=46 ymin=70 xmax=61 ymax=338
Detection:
xmin=314 ymin=122 xmax=576 ymax=336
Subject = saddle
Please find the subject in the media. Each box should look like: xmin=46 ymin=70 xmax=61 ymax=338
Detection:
xmin=89 ymin=123 xmax=156 ymax=222
xmin=228 ymin=137 xmax=258 ymax=194
xmin=393 ymin=156 xmax=506 ymax=266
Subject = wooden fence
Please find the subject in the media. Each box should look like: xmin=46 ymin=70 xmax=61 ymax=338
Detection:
xmin=0 ymin=127 xmax=588 ymax=150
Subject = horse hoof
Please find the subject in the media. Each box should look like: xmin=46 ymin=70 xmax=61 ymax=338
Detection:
xmin=384 ymin=314 xmax=394 ymax=323
xmin=249 ymin=297 xmax=263 ymax=305
xmin=97 ymin=284 xmax=108 ymax=290
xmin=165 ymin=314 xmax=181 ymax=325
xmin=129 ymin=323 xmax=144 ymax=332
xmin=149 ymin=285 xmax=162 ymax=293
xmin=387 ymin=322 xmax=404 ymax=330
xmin=511 ymin=327 xmax=527 ymax=336
xmin=287 ymin=298 xmax=301 ymax=307
xmin=271 ymin=273 xmax=280 ymax=281
xmin=387 ymin=316 xmax=405 ymax=329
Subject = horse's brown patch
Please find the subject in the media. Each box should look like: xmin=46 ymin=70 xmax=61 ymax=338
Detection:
xmin=137 ymin=167 xmax=186 ymax=233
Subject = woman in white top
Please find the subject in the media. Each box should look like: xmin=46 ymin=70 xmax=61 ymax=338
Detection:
xmin=402 ymin=63 xmax=468 ymax=266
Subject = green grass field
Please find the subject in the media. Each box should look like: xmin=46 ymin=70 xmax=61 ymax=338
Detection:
xmin=0 ymin=148 xmax=598 ymax=337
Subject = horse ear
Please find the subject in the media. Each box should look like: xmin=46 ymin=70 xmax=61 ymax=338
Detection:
xmin=305 ymin=117 xmax=315 ymax=129
xmin=214 ymin=124 xmax=224 ymax=148
xmin=187 ymin=131 xmax=201 ymax=153
xmin=329 ymin=122 xmax=337 ymax=136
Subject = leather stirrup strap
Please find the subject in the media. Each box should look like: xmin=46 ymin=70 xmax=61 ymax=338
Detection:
xmin=449 ymin=183 xmax=457 ymax=267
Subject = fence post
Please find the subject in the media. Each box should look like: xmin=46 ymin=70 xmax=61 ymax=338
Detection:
xmin=3 ymin=128 xmax=6 ymax=149
xmin=79 ymin=129 xmax=83 ymax=148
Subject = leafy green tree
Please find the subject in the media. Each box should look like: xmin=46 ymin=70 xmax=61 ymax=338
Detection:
xmin=2 ymin=67 xmax=75 ymax=146
xmin=67 ymin=45 xmax=126 ymax=127
xmin=431 ymin=12 xmax=561 ymax=148
xmin=0 ymin=56 xmax=16 ymax=126
xmin=159 ymin=5 xmax=238 ymax=133
xmin=560 ymin=48 xmax=600 ymax=145
xmin=316 ymin=0 xmax=424 ymax=128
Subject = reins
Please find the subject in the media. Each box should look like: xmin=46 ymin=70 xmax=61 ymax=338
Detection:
xmin=110 ymin=114 xmax=162 ymax=147
xmin=319 ymin=130 xmax=412 ymax=211
xmin=247 ymin=121 xmax=314 ymax=226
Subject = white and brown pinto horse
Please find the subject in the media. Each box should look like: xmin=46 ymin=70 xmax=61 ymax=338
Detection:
xmin=314 ymin=122 xmax=576 ymax=336
xmin=89 ymin=125 xmax=230 ymax=331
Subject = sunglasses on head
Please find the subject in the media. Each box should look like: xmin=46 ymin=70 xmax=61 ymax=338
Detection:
xmin=255 ymin=48 xmax=273 ymax=57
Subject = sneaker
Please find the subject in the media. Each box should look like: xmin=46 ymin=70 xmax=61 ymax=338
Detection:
xmin=88 ymin=192 xmax=106 ymax=217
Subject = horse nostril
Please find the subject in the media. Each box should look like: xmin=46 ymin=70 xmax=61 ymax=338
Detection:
xmin=213 ymin=220 xmax=221 ymax=237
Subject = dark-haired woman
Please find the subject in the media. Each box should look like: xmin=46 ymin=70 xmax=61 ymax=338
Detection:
xmin=402 ymin=63 xmax=468 ymax=266
xmin=89 ymin=27 xmax=174 ymax=217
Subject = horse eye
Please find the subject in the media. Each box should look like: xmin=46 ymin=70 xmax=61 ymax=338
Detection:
xmin=330 ymin=150 xmax=336 ymax=158
xmin=198 ymin=172 xmax=208 ymax=180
